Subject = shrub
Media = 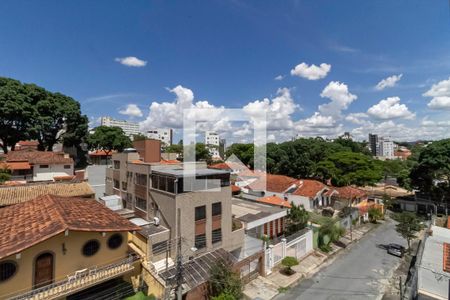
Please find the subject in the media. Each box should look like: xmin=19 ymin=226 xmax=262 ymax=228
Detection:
xmin=281 ymin=256 xmax=299 ymax=275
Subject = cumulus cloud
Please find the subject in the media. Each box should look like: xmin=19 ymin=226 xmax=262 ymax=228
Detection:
xmin=345 ymin=113 xmax=369 ymax=125
xmin=274 ymin=75 xmax=284 ymax=81
xmin=115 ymin=56 xmax=147 ymax=67
xmin=423 ymin=77 xmax=450 ymax=109
xmin=367 ymin=97 xmax=415 ymax=120
xmin=375 ymin=74 xmax=403 ymax=90
xmin=119 ymin=104 xmax=143 ymax=117
xmin=319 ymin=81 xmax=357 ymax=117
xmin=301 ymin=112 xmax=335 ymax=128
xmin=290 ymin=62 xmax=331 ymax=80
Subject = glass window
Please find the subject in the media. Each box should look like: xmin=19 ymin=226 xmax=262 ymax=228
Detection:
xmin=113 ymin=179 xmax=120 ymax=189
xmin=113 ymin=160 xmax=120 ymax=169
xmin=136 ymin=174 xmax=147 ymax=186
xmin=212 ymin=228 xmax=222 ymax=244
xmin=135 ymin=196 xmax=147 ymax=211
xmin=212 ymin=202 xmax=222 ymax=216
xmin=122 ymin=182 xmax=127 ymax=191
xmin=167 ymin=177 xmax=175 ymax=193
xmin=82 ymin=240 xmax=100 ymax=256
xmin=195 ymin=206 xmax=206 ymax=221
xmin=107 ymin=234 xmax=123 ymax=249
xmin=40 ymin=165 xmax=49 ymax=169
xmin=0 ymin=261 xmax=17 ymax=282
xmin=151 ymin=175 xmax=159 ymax=189
xmin=195 ymin=234 xmax=206 ymax=249
xmin=64 ymin=165 xmax=71 ymax=169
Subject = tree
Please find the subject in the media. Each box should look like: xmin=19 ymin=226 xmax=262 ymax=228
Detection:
xmin=410 ymin=139 xmax=450 ymax=201
xmin=225 ymin=143 xmax=254 ymax=167
xmin=368 ymin=207 xmax=382 ymax=223
xmin=183 ymin=143 xmax=212 ymax=162
xmin=286 ymin=203 xmax=309 ymax=235
xmin=392 ymin=212 xmax=423 ymax=251
xmin=132 ymin=133 xmax=147 ymax=141
xmin=0 ymin=167 xmax=11 ymax=184
xmin=88 ymin=126 xmax=132 ymax=155
xmin=281 ymin=256 xmax=299 ymax=275
xmin=209 ymin=260 xmax=242 ymax=300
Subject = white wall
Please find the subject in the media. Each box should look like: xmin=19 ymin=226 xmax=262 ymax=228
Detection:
xmin=33 ymin=164 xmax=74 ymax=181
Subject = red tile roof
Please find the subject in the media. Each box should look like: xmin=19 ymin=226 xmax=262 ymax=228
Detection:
xmin=209 ymin=162 xmax=246 ymax=170
xmin=88 ymin=149 xmax=114 ymax=156
xmin=334 ymin=186 xmax=368 ymax=200
xmin=292 ymin=179 xmax=328 ymax=198
xmin=231 ymin=185 xmax=241 ymax=193
xmin=160 ymin=158 xmax=180 ymax=165
xmin=6 ymin=149 xmax=73 ymax=165
xmin=0 ymin=161 xmax=31 ymax=170
xmin=257 ymin=195 xmax=291 ymax=208
xmin=247 ymin=173 xmax=298 ymax=193
xmin=0 ymin=195 xmax=140 ymax=259
xmin=444 ymin=243 xmax=450 ymax=273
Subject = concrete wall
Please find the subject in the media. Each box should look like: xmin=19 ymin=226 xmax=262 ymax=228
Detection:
xmin=33 ymin=164 xmax=73 ymax=181
xmin=0 ymin=231 xmax=130 ymax=299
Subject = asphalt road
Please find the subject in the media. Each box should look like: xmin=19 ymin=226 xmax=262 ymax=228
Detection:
xmin=275 ymin=218 xmax=406 ymax=300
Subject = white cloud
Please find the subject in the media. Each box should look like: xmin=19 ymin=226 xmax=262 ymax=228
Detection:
xmin=319 ymin=81 xmax=357 ymax=117
xmin=119 ymin=104 xmax=143 ymax=117
xmin=375 ymin=74 xmax=403 ymax=90
xmin=345 ymin=113 xmax=369 ymax=125
xmin=290 ymin=62 xmax=331 ymax=80
xmin=423 ymin=77 xmax=450 ymax=109
xmin=274 ymin=75 xmax=284 ymax=81
xmin=115 ymin=56 xmax=147 ymax=67
xmin=367 ymin=97 xmax=415 ymax=120
xmin=301 ymin=112 xmax=335 ymax=128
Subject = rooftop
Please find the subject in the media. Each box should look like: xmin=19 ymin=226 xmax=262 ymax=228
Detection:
xmin=0 ymin=181 xmax=95 ymax=206
xmin=256 ymin=195 xmax=291 ymax=208
xmin=246 ymin=173 xmax=298 ymax=193
xmin=5 ymin=148 xmax=73 ymax=165
xmin=292 ymin=179 xmax=329 ymax=197
xmin=232 ymin=197 xmax=287 ymax=224
xmin=420 ymin=226 xmax=450 ymax=277
xmin=0 ymin=195 xmax=140 ymax=260
xmin=152 ymin=166 xmax=229 ymax=177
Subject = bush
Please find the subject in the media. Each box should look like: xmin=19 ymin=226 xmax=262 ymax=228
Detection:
xmin=212 ymin=293 xmax=236 ymax=300
xmin=209 ymin=260 xmax=242 ymax=300
xmin=281 ymin=256 xmax=299 ymax=275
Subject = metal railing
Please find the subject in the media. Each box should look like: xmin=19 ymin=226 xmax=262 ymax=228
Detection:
xmin=8 ymin=255 xmax=137 ymax=300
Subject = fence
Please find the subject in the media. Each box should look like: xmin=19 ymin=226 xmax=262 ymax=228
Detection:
xmin=264 ymin=228 xmax=313 ymax=275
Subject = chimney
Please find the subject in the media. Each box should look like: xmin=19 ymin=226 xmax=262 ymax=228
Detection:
xmin=133 ymin=139 xmax=161 ymax=163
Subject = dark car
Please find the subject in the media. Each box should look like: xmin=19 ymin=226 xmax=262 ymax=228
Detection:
xmin=387 ymin=243 xmax=405 ymax=257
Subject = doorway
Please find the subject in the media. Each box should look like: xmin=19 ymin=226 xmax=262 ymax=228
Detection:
xmin=34 ymin=252 xmax=54 ymax=288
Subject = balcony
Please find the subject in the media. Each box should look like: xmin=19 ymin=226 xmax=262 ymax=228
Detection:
xmin=8 ymin=255 xmax=137 ymax=300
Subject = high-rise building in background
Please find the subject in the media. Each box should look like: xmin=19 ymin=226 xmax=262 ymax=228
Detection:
xmin=379 ymin=137 xmax=395 ymax=158
xmin=368 ymin=134 xmax=379 ymax=156
xmin=205 ymin=131 xmax=221 ymax=159
xmin=146 ymin=128 xmax=173 ymax=146
xmin=100 ymin=116 xmax=141 ymax=138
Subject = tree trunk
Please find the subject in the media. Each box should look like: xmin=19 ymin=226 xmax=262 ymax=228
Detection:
xmin=0 ymin=142 xmax=7 ymax=154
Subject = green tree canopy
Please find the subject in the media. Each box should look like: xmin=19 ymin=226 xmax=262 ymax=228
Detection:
xmin=392 ymin=212 xmax=423 ymax=250
xmin=88 ymin=126 xmax=132 ymax=155
xmin=286 ymin=203 xmax=309 ymax=235
xmin=209 ymin=260 xmax=242 ymax=300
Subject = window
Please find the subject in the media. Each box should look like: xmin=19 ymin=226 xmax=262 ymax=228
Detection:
xmin=135 ymin=173 xmax=147 ymax=186
xmin=82 ymin=240 xmax=100 ymax=256
xmin=122 ymin=181 xmax=127 ymax=191
xmin=195 ymin=234 xmax=206 ymax=249
xmin=113 ymin=160 xmax=120 ymax=169
xmin=0 ymin=261 xmax=17 ymax=282
xmin=195 ymin=206 xmax=206 ymax=221
xmin=135 ymin=196 xmax=147 ymax=211
xmin=212 ymin=202 xmax=222 ymax=216
xmin=64 ymin=165 xmax=71 ymax=169
xmin=40 ymin=165 xmax=49 ymax=169
xmin=212 ymin=228 xmax=222 ymax=244
xmin=107 ymin=234 xmax=123 ymax=249
xmin=113 ymin=179 xmax=120 ymax=189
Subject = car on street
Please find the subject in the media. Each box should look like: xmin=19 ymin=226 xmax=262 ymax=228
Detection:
xmin=387 ymin=243 xmax=405 ymax=257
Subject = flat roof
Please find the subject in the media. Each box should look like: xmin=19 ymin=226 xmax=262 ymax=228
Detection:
xmin=138 ymin=223 xmax=169 ymax=238
xmin=152 ymin=167 xmax=229 ymax=177
xmin=232 ymin=197 xmax=286 ymax=224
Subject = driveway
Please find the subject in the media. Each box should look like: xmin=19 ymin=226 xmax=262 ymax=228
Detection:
xmin=275 ymin=218 xmax=405 ymax=300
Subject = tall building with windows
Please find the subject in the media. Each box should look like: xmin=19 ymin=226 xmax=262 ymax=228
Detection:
xmin=205 ymin=131 xmax=221 ymax=159
xmin=146 ymin=128 xmax=173 ymax=146
xmin=100 ymin=116 xmax=141 ymax=138
xmin=368 ymin=133 xmax=379 ymax=156
xmin=379 ymin=137 xmax=395 ymax=158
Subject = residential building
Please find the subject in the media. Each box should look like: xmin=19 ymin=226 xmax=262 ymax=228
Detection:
xmin=0 ymin=181 xmax=95 ymax=207
xmin=209 ymin=161 xmax=248 ymax=175
xmin=379 ymin=137 xmax=395 ymax=158
xmin=1 ymin=149 xmax=74 ymax=182
xmin=88 ymin=149 xmax=114 ymax=165
xmin=15 ymin=140 xmax=39 ymax=150
xmin=368 ymin=133 xmax=379 ymax=156
xmin=100 ymin=116 xmax=141 ymax=138
xmin=395 ymin=147 xmax=412 ymax=160
xmin=418 ymin=225 xmax=450 ymax=300
xmin=0 ymin=195 xmax=140 ymax=300
xmin=146 ymin=128 xmax=173 ymax=146
xmin=205 ymin=131 xmax=221 ymax=159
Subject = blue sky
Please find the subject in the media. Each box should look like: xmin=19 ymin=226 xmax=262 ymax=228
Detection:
xmin=1 ymin=1 xmax=450 ymax=142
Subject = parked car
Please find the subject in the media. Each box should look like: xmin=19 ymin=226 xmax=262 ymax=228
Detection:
xmin=387 ymin=243 xmax=405 ymax=257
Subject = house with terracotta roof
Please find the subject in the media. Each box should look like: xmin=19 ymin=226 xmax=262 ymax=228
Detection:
xmin=331 ymin=186 xmax=368 ymax=209
xmin=418 ymin=225 xmax=450 ymax=299
xmin=209 ymin=161 xmax=248 ymax=175
xmin=2 ymin=148 xmax=74 ymax=182
xmin=244 ymin=173 xmax=336 ymax=211
xmin=0 ymin=195 xmax=141 ymax=300
xmin=15 ymin=140 xmax=39 ymax=150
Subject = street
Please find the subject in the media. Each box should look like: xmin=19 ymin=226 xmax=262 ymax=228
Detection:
xmin=275 ymin=218 xmax=406 ymax=300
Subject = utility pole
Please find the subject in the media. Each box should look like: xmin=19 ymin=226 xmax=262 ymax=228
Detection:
xmin=175 ymin=208 xmax=183 ymax=300
xmin=399 ymin=276 xmax=403 ymax=300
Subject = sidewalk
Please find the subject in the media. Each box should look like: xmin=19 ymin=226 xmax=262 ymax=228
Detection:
xmin=243 ymin=223 xmax=376 ymax=300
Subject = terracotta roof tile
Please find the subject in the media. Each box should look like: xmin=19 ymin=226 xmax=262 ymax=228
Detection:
xmin=257 ymin=195 xmax=291 ymax=208
xmin=17 ymin=140 xmax=39 ymax=146
xmin=0 ymin=195 xmax=141 ymax=259
xmin=0 ymin=161 xmax=31 ymax=170
xmin=334 ymin=186 xmax=368 ymax=200
xmin=444 ymin=243 xmax=450 ymax=273
xmin=292 ymin=179 xmax=328 ymax=198
xmin=209 ymin=162 xmax=246 ymax=170
xmin=231 ymin=185 xmax=241 ymax=193
xmin=247 ymin=173 xmax=298 ymax=193
xmin=0 ymin=181 xmax=95 ymax=206
xmin=6 ymin=149 xmax=73 ymax=165
xmin=160 ymin=159 xmax=180 ymax=165
xmin=88 ymin=150 xmax=114 ymax=156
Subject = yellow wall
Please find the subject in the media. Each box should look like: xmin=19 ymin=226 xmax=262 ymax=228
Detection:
xmin=0 ymin=231 xmax=129 ymax=299
xmin=142 ymin=267 xmax=165 ymax=299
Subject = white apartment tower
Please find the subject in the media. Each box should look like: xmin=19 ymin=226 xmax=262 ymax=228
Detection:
xmin=379 ymin=137 xmax=395 ymax=158
xmin=146 ymin=128 xmax=173 ymax=146
xmin=100 ymin=116 xmax=141 ymax=138
xmin=205 ymin=131 xmax=221 ymax=158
